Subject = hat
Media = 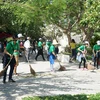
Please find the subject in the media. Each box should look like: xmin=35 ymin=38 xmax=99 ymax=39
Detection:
xmin=39 ymin=38 xmax=42 ymax=40
xmin=18 ymin=33 xmax=23 ymax=38
xmin=27 ymin=37 xmax=30 ymax=40
xmin=6 ymin=37 xmax=13 ymax=42
xmin=84 ymin=41 xmax=89 ymax=45
xmin=52 ymin=39 xmax=58 ymax=45
xmin=97 ymin=40 xmax=100 ymax=45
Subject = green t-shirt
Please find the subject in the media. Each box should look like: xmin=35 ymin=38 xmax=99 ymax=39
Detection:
xmin=6 ymin=41 xmax=14 ymax=55
xmin=93 ymin=44 xmax=100 ymax=52
xmin=49 ymin=45 xmax=55 ymax=53
xmin=13 ymin=41 xmax=20 ymax=50
xmin=78 ymin=45 xmax=87 ymax=53
xmin=38 ymin=41 xmax=43 ymax=49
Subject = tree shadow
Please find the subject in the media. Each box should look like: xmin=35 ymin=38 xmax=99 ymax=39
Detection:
xmin=0 ymin=70 xmax=97 ymax=100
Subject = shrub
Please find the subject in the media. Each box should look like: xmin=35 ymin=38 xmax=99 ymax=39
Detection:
xmin=89 ymin=93 xmax=100 ymax=100
xmin=22 ymin=94 xmax=88 ymax=100
xmin=87 ymin=47 xmax=93 ymax=55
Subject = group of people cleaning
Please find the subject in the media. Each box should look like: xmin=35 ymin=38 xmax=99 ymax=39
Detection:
xmin=70 ymin=39 xmax=100 ymax=70
xmin=34 ymin=38 xmax=59 ymax=71
xmin=1 ymin=34 xmax=59 ymax=84
xmin=1 ymin=33 xmax=100 ymax=84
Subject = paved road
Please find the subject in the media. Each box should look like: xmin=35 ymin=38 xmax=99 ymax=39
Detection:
xmin=0 ymin=53 xmax=100 ymax=100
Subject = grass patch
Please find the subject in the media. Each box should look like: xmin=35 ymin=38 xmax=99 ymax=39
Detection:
xmin=22 ymin=93 xmax=100 ymax=100
xmin=22 ymin=94 xmax=88 ymax=100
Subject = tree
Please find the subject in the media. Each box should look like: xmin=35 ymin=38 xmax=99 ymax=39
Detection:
xmin=0 ymin=0 xmax=99 ymax=44
xmin=0 ymin=0 xmax=44 ymax=38
xmin=43 ymin=0 xmax=85 ymax=45
xmin=80 ymin=0 xmax=100 ymax=42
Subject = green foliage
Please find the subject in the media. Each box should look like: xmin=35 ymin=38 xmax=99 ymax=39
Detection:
xmin=22 ymin=93 xmax=100 ymax=100
xmin=87 ymin=47 xmax=92 ymax=55
xmin=0 ymin=0 xmax=44 ymax=37
xmin=0 ymin=0 xmax=100 ymax=42
xmin=80 ymin=0 xmax=100 ymax=31
xmin=90 ymin=32 xmax=100 ymax=48
xmin=86 ymin=55 xmax=92 ymax=60
xmin=89 ymin=93 xmax=100 ymax=100
xmin=22 ymin=94 xmax=88 ymax=100
xmin=74 ymin=94 xmax=88 ymax=100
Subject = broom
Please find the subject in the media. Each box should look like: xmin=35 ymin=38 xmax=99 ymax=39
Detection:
xmin=27 ymin=58 xmax=36 ymax=76
xmin=0 ymin=57 xmax=13 ymax=77
xmin=56 ymin=57 xmax=66 ymax=71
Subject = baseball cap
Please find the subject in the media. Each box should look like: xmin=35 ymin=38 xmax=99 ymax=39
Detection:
xmin=97 ymin=40 xmax=100 ymax=45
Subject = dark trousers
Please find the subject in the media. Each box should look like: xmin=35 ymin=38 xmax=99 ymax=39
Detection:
xmin=94 ymin=52 xmax=100 ymax=69
xmin=31 ymin=47 xmax=36 ymax=54
xmin=35 ymin=49 xmax=45 ymax=60
xmin=79 ymin=57 xmax=86 ymax=68
xmin=3 ymin=54 xmax=16 ymax=82
xmin=94 ymin=56 xmax=97 ymax=67
xmin=71 ymin=49 xmax=76 ymax=60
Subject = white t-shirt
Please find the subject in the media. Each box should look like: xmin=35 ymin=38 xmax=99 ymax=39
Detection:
xmin=24 ymin=40 xmax=31 ymax=48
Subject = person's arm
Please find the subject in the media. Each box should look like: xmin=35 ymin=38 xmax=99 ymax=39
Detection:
xmin=52 ymin=51 xmax=56 ymax=56
xmin=93 ymin=49 xmax=95 ymax=55
xmin=29 ymin=41 xmax=31 ymax=48
xmin=93 ymin=45 xmax=96 ymax=57
xmin=52 ymin=46 xmax=56 ymax=56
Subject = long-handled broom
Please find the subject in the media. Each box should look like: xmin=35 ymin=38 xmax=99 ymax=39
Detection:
xmin=27 ymin=58 xmax=36 ymax=76
xmin=56 ymin=57 xmax=66 ymax=71
xmin=0 ymin=57 xmax=13 ymax=77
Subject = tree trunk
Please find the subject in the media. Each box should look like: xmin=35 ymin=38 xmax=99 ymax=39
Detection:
xmin=81 ymin=27 xmax=94 ymax=43
xmin=63 ymin=30 xmax=72 ymax=52
xmin=63 ymin=30 xmax=72 ymax=46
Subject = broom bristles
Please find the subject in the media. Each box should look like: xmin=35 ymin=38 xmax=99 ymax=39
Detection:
xmin=29 ymin=65 xmax=36 ymax=76
xmin=58 ymin=65 xmax=66 ymax=71
xmin=0 ymin=67 xmax=7 ymax=77
xmin=0 ymin=57 xmax=12 ymax=77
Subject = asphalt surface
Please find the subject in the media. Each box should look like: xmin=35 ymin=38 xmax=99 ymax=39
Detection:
xmin=0 ymin=52 xmax=100 ymax=100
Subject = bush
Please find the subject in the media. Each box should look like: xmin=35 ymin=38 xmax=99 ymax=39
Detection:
xmin=22 ymin=94 xmax=88 ymax=100
xmin=89 ymin=93 xmax=100 ymax=100
xmin=86 ymin=55 xmax=92 ymax=60
xmin=90 ymin=32 xmax=100 ymax=48
xmin=87 ymin=47 xmax=93 ymax=55
xmin=22 ymin=93 xmax=100 ymax=100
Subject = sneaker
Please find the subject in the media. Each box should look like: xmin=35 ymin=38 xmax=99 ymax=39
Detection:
xmin=3 ymin=81 xmax=6 ymax=84
xmin=69 ymin=60 xmax=73 ymax=63
xmin=9 ymin=79 xmax=16 ymax=83
xmin=50 ymin=69 xmax=55 ymax=72
xmin=83 ymin=68 xmax=88 ymax=70
xmin=43 ymin=59 xmax=46 ymax=61
xmin=35 ymin=58 xmax=37 ymax=61
xmin=79 ymin=68 xmax=84 ymax=70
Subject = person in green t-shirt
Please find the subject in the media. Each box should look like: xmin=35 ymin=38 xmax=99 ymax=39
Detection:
xmin=35 ymin=38 xmax=45 ymax=61
xmin=48 ymin=39 xmax=58 ymax=71
xmin=2 ymin=37 xmax=16 ymax=84
xmin=77 ymin=41 xmax=89 ymax=70
xmin=46 ymin=40 xmax=52 ymax=61
xmin=93 ymin=40 xmax=100 ymax=69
